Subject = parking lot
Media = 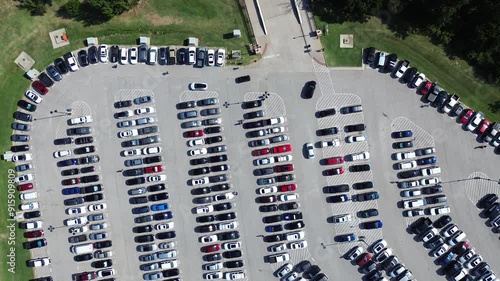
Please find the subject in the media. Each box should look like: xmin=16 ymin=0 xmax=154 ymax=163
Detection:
xmin=10 ymin=44 xmax=500 ymax=281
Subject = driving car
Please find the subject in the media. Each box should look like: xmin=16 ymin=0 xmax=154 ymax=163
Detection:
xmin=189 ymin=82 xmax=208 ymax=91
xmin=303 ymin=81 xmax=316 ymax=98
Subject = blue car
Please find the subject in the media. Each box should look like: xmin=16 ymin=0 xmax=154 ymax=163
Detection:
xmin=334 ymin=233 xmax=356 ymax=242
xmin=62 ymin=187 xmax=81 ymax=195
xmin=362 ymin=220 xmax=383 ymax=229
xmin=265 ymin=224 xmax=283 ymax=233
xmin=57 ymin=158 xmax=78 ymax=167
xmin=437 ymin=252 xmax=455 ymax=266
xmin=417 ymin=156 xmax=437 ymax=165
xmin=391 ymin=130 xmax=413 ymax=139
xmin=151 ymin=203 xmax=169 ymax=212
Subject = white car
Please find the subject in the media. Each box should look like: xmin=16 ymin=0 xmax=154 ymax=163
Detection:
xmin=66 ymin=53 xmax=79 ymax=71
xmin=222 ymin=241 xmax=242 ymax=250
xmin=224 ymin=271 xmax=246 ymax=280
xmin=275 ymin=155 xmax=293 ymax=162
xmin=146 ymin=174 xmax=167 ymax=183
xmin=404 ymin=208 xmax=425 ymax=217
xmin=421 ymin=166 xmax=441 ymax=176
xmin=254 ymin=157 xmax=275 ymax=166
xmin=196 ymin=205 xmax=214 ymax=214
xmin=69 ymin=225 xmax=89 ymax=233
xmin=66 ymin=206 xmax=87 ymax=215
xmin=119 ymin=129 xmax=139 ymax=138
xmin=394 ymin=151 xmax=416 ymax=160
xmin=189 ymin=82 xmax=208 ymax=91
xmin=204 ymin=271 xmax=223 ymax=280
xmin=154 ymin=222 xmax=174 ymax=231
xmin=258 ymin=186 xmax=278 ymax=194
xmin=321 ymin=138 xmax=340 ymax=148
xmin=429 ymin=205 xmax=451 ymax=216
xmin=413 ymin=73 xmax=426 ymax=87
xmin=88 ymin=203 xmax=107 ymax=212
xmin=420 ymin=177 xmax=440 ymax=186
xmin=189 ymin=147 xmax=208 ymax=156
xmin=97 ymin=269 xmax=115 ymax=277
xmin=466 ymin=112 xmax=484 ymax=132
xmin=269 ymin=243 xmax=287 ymax=252
xmin=371 ymin=239 xmax=387 ymax=254
xmin=374 ymin=248 xmax=393 ymax=263
xmin=268 ymin=253 xmax=290 ymax=263
xmin=159 ymin=260 xmax=178 ymax=269
xmin=464 ymin=254 xmax=483 ymax=269
xmin=27 ymin=257 xmax=51 ymax=268
xmin=442 ymin=224 xmax=459 ymax=238
xmin=199 ymin=235 xmax=218 ymax=244
xmin=25 ymin=90 xmax=43 ymax=104
xmin=22 ymin=220 xmax=43 ymax=229
xmin=305 ymin=142 xmax=314 ymax=158
xmin=286 ymin=231 xmax=304 ymax=241
xmin=142 ymin=146 xmax=162 ymax=155
xmin=430 ymin=243 xmax=449 ymax=257
xmin=135 ymin=107 xmax=155 ymax=115
xmin=403 ymin=198 xmax=425 ymax=209
xmin=401 ymin=189 xmax=421 ymax=197
xmin=12 ymin=153 xmax=32 ymax=162
xmin=277 ymin=264 xmax=293 ymax=278
xmin=20 ymin=201 xmax=39 ymax=211
xmin=398 ymin=160 xmax=417 ymax=170
xmin=207 ymin=49 xmax=215 ymax=66
xmin=69 ymin=115 xmax=93 ymax=125
xmin=53 ymin=149 xmax=71 ymax=158
xmin=188 ymin=138 xmax=205 ymax=147
xmin=279 ymin=194 xmax=298 ymax=202
xmin=192 ymin=177 xmax=209 ymax=186
xmin=218 ymin=221 xmax=238 ymax=230
xmin=266 ymin=126 xmax=286 ymax=134
xmin=216 ymin=49 xmax=225 ymax=66
xmin=65 ymin=216 xmax=88 ymax=226
xmin=129 ymin=47 xmax=138 ymax=64
xmin=333 ymin=214 xmax=352 ymax=223
xmin=212 ymin=192 xmax=235 ymax=202
xmin=395 ymin=62 xmax=408 ymax=78
xmin=289 ymin=240 xmax=308 ymax=249
xmin=351 ymin=151 xmax=370 ymax=161
xmin=188 ymin=47 xmax=196 ymax=64
xmin=346 ymin=134 xmax=366 ymax=143
xmin=99 ymin=45 xmax=108 ymax=62
xmin=123 ymin=148 xmax=142 ymax=157
xmin=15 ymin=174 xmax=34 ymax=183
xmin=120 ymin=48 xmax=128 ymax=64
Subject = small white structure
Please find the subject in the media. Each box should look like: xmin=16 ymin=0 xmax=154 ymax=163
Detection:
xmin=233 ymin=29 xmax=241 ymax=38
xmin=86 ymin=37 xmax=98 ymax=46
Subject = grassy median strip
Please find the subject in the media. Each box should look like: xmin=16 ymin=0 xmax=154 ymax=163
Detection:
xmin=316 ymin=17 xmax=500 ymax=121
xmin=0 ymin=0 xmax=251 ymax=280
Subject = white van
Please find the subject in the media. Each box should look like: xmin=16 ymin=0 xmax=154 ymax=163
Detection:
xmin=20 ymin=191 xmax=38 ymax=201
xmin=378 ymin=52 xmax=386 ymax=68
xmin=71 ymin=243 xmax=94 ymax=254
xmin=148 ymin=47 xmax=158 ymax=65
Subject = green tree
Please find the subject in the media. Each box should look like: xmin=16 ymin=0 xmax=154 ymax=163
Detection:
xmin=62 ymin=0 xmax=81 ymax=18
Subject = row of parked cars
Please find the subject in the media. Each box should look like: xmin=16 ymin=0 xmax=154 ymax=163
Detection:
xmin=410 ymin=216 xmax=496 ymax=281
xmin=275 ymin=260 xmax=329 ymax=281
xmin=364 ymin=47 xmax=500 ymax=152
xmin=176 ymin=97 xmax=247 ymax=280
xmin=344 ymin=239 xmax=413 ymax=281
xmin=478 ymin=194 xmax=500 ymax=234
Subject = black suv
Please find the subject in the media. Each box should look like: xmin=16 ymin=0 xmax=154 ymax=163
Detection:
xmin=344 ymin=124 xmax=366 ymax=132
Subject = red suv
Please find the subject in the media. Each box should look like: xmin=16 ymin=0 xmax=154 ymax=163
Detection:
xmin=17 ymin=183 xmax=34 ymax=191
xmin=326 ymin=156 xmax=344 ymax=165
xmin=24 ymin=230 xmax=44 ymax=239
xmin=272 ymin=144 xmax=292 ymax=154
xmin=32 ymin=80 xmax=49 ymax=95
xmin=202 ymin=244 xmax=221 ymax=253
xmin=252 ymin=148 xmax=270 ymax=156
xmin=184 ymin=130 xmax=204 ymax=138
xmin=419 ymin=81 xmax=432 ymax=95
xmin=279 ymin=184 xmax=296 ymax=192
xmin=274 ymin=164 xmax=294 ymax=173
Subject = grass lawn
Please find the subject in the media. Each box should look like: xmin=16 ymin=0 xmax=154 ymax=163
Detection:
xmin=316 ymin=17 xmax=500 ymax=121
xmin=0 ymin=0 xmax=253 ymax=279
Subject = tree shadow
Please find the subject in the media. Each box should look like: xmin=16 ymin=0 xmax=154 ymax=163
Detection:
xmin=488 ymin=100 xmax=500 ymax=114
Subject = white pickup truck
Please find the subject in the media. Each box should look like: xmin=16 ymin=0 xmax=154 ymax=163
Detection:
xmin=403 ymin=199 xmax=426 ymax=209
xmin=69 ymin=115 xmax=93 ymax=125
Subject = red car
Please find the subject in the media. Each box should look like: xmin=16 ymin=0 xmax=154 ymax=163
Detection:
xmin=460 ymin=109 xmax=473 ymax=124
xmin=326 ymin=156 xmax=344 ymax=165
xmin=419 ymin=81 xmax=432 ymax=95
xmin=201 ymin=244 xmax=221 ymax=253
xmin=478 ymin=119 xmax=491 ymax=134
xmin=184 ymin=130 xmax=204 ymax=138
xmin=325 ymin=167 xmax=344 ymax=176
xmin=252 ymin=148 xmax=270 ymax=157
xmin=272 ymin=144 xmax=292 ymax=154
xmin=24 ymin=230 xmax=44 ymax=239
xmin=356 ymin=253 xmax=372 ymax=267
xmin=144 ymin=165 xmax=164 ymax=174
xmin=62 ymin=178 xmax=81 ymax=186
xmin=74 ymin=272 xmax=97 ymax=281
xmin=32 ymin=80 xmax=48 ymax=95
xmin=17 ymin=183 xmax=34 ymax=191
xmin=274 ymin=164 xmax=294 ymax=173
xmin=279 ymin=184 xmax=296 ymax=192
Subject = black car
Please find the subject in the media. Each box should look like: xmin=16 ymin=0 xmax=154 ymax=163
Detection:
xmin=235 ymin=75 xmax=251 ymax=83
xmin=209 ymin=174 xmax=229 ymax=183
xmin=215 ymin=212 xmax=236 ymax=221
xmin=196 ymin=47 xmax=206 ymax=68
xmin=126 ymin=177 xmax=146 ymax=186
xmin=242 ymin=100 xmax=262 ymax=109
xmin=23 ymin=238 xmax=47 ymax=249
xmin=17 ymin=100 xmax=37 ymax=112
xmin=197 ymin=215 xmax=215 ymax=223
xmin=317 ymin=108 xmax=336 ymax=118
xmin=61 ymin=168 xmax=79 ymax=176
xmin=255 ymin=168 xmax=274 ymax=176
xmin=139 ymin=135 xmax=160 ymax=145
xmin=435 ymin=91 xmax=449 ymax=107
xmin=143 ymin=156 xmax=162 ymax=164
xmin=193 ymin=196 xmax=212 ymax=204
xmin=364 ymin=47 xmax=376 ymax=64
xmin=303 ymin=81 xmax=316 ymax=99
xmin=177 ymin=48 xmax=186 ymax=64
xmin=46 ymin=64 xmax=62 ymax=81
xmin=225 ymin=260 xmax=244 ymax=268
xmin=350 ymin=164 xmax=371 ymax=172
xmin=135 ymin=235 xmax=154 ymax=243
xmin=304 ymin=265 xmax=321 ymax=279
xmin=203 ymin=253 xmax=222 ymax=262
xmin=129 ymin=196 xmax=148 ymax=205
xmin=134 ymin=215 xmax=153 ymax=224
xmin=410 ymin=217 xmax=432 ymax=234
xmin=259 ymin=204 xmax=279 ymax=212
xmin=73 ymin=136 xmax=94 ymax=145
xmin=110 ymin=46 xmax=119 ymax=63
xmin=177 ymin=101 xmax=196 ymax=109
xmin=74 ymin=253 xmax=93 ymax=262
xmin=190 ymin=157 xmax=208 ymax=166
xmin=244 ymin=110 xmax=264 ymax=119
xmin=323 ymin=185 xmax=349 ymax=193
xmin=223 ymin=250 xmax=242 ymax=259
xmin=210 ymin=183 xmax=231 ymax=192
xmin=14 ymin=111 xmax=32 ymax=122
xmin=425 ymin=195 xmax=447 ymax=205
xmin=204 ymin=136 xmax=223 ymax=145
xmin=67 ymin=127 xmax=93 ymax=136
xmin=38 ymin=72 xmax=54 ymax=87
xmin=11 ymin=145 xmax=30 ymax=152
xmin=317 ymin=127 xmax=338 ymax=136
xmin=11 ymin=134 xmax=30 ymax=142
xmin=124 ymin=168 xmax=144 ymax=177
xmin=74 ymin=146 xmax=95 ymax=155
xmin=242 ymin=121 xmax=264 ymax=129
xmin=80 ymin=166 xmax=96 ymax=174
xmin=64 ymin=197 xmax=85 ymax=206
xmin=204 ymin=126 xmax=222 ymax=134
xmin=422 ymin=185 xmax=443 ymax=194
xmin=69 ymin=234 xmax=87 ymax=244
xmin=132 ymin=206 xmax=150 ymax=215
xmin=284 ymin=221 xmax=305 ymax=230
xmin=344 ymin=124 xmax=366 ymax=132
xmin=393 ymin=141 xmax=413 ymax=149
xmin=114 ymin=100 xmax=132 ymax=108
xmin=78 ymin=50 xmax=89 ymax=67
xmin=91 ymin=259 xmax=112 ymax=269
xmin=133 ymin=225 xmax=153 ymax=233
xmin=208 ymin=155 xmax=227 ymax=164
xmin=263 ymin=234 xmax=283 ymax=243
xmin=148 ymin=192 xmax=169 ymax=202
xmin=352 ymin=181 xmax=373 ymax=190
xmin=340 ymin=105 xmax=363 ymax=114
xmin=402 ymin=67 xmax=418 ymax=83
xmin=163 ymin=268 xmax=180 ymax=278
xmin=54 ymin=58 xmax=69 ymax=74
xmin=147 ymin=184 xmax=166 ymax=192
xmin=156 ymin=231 xmax=176 ymax=240
xmin=81 ymin=175 xmax=99 ymax=183
xmin=94 ymin=240 xmax=112 ymax=249
xmin=357 ymin=208 xmax=379 ymax=218
xmin=398 ymin=169 xmax=420 ymax=179
xmin=54 ymin=137 xmax=74 ymax=146
xmin=279 ymin=202 xmax=299 ymax=211
xmin=263 ymin=215 xmax=282 ymax=224
xmin=192 ymin=187 xmax=210 ymax=195
xmin=276 ymin=174 xmax=295 ymax=182
xmin=88 ymin=46 xmax=98 ymax=64
xmin=84 ymin=193 xmax=103 ymax=202
xmin=214 ymin=203 xmax=232 ymax=212
xmin=296 ymin=260 xmax=312 ymax=273
xmin=443 ymin=261 xmax=462 ymax=277
xmin=384 ymin=53 xmax=398 ymax=72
